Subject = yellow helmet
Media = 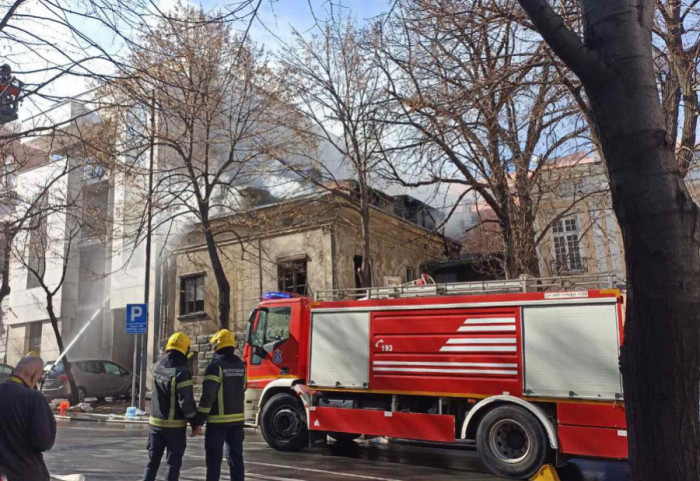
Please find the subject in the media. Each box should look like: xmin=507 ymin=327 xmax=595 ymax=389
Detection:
xmin=210 ymin=329 xmax=236 ymax=351
xmin=166 ymin=332 xmax=191 ymax=355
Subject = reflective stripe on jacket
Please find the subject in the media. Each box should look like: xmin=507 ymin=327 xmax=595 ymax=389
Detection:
xmin=149 ymin=350 xmax=197 ymax=428
xmin=195 ymin=349 xmax=246 ymax=426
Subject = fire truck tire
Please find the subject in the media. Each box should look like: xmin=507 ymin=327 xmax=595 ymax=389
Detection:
xmin=260 ymin=393 xmax=308 ymax=452
xmin=475 ymin=405 xmax=548 ymax=479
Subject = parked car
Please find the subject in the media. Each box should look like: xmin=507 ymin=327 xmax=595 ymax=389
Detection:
xmin=42 ymin=359 xmax=137 ymax=402
xmin=0 ymin=363 xmax=13 ymax=382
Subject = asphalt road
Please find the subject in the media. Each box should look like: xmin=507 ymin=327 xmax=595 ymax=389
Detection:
xmin=45 ymin=421 xmax=628 ymax=481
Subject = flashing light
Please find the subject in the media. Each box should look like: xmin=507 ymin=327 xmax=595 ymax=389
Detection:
xmin=261 ymin=291 xmax=293 ymax=300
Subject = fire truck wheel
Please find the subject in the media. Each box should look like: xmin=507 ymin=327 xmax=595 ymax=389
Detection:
xmin=260 ymin=393 xmax=308 ymax=452
xmin=475 ymin=405 xmax=548 ymax=479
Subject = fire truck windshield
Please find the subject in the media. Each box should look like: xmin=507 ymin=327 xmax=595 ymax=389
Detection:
xmin=250 ymin=306 xmax=291 ymax=348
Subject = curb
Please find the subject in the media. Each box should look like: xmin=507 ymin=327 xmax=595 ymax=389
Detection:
xmin=55 ymin=414 xmax=149 ymax=424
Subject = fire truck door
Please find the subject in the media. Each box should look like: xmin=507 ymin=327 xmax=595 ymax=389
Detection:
xmin=246 ymin=305 xmax=299 ymax=386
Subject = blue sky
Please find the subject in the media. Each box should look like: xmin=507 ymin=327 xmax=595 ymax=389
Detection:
xmin=214 ymin=0 xmax=391 ymax=49
xmin=11 ymin=0 xmax=392 ymax=119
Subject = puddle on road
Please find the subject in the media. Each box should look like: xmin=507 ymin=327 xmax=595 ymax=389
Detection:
xmin=318 ymin=439 xmax=629 ymax=481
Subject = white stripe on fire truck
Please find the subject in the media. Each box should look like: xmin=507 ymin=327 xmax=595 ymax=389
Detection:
xmin=373 ymin=361 xmax=518 ymax=368
xmin=462 ymin=317 xmax=515 ymax=324
xmin=372 ymin=367 xmax=518 ymax=375
xmin=445 ymin=338 xmax=516 ymax=344
xmin=457 ymin=325 xmax=516 ymax=332
xmin=439 ymin=345 xmax=517 ymax=352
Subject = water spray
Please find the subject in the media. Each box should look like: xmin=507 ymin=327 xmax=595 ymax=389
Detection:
xmin=48 ymin=297 xmax=110 ymax=376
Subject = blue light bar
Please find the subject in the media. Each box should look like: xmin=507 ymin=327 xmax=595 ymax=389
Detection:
xmin=261 ymin=291 xmax=293 ymax=300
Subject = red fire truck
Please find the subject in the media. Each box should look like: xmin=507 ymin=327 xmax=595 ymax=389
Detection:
xmin=243 ymin=275 xmax=627 ymax=479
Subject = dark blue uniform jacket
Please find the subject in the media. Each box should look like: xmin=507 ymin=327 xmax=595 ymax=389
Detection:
xmin=0 ymin=376 xmax=56 ymax=481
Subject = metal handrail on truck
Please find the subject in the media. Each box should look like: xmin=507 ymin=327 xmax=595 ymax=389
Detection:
xmin=313 ymin=272 xmax=623 ymax=301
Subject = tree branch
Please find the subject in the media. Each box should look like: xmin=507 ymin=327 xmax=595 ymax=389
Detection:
xmin=516 ymin=0 xmax=607 ymax=84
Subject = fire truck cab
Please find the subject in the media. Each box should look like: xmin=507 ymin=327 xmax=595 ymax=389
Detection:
xmin=243 ymin=276 xmax=627 ymax=479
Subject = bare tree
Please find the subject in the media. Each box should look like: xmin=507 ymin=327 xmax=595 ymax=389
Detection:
xmin=653 ymin=0 xmax=700 ymax=176
xmin=376 ymin=0 xmax=594 ymax=278
xmin=0 ymin=126 xmax=76 ymax=360
xmin=515 ymin=1 xmax=700 ymax=480
xmin=106 ymin=7 xmax=305 ymax=329
xmin=4 ymin=139 xmax=88 ymax=403
xmin=277 ymin=12 xmax=390 ymax=288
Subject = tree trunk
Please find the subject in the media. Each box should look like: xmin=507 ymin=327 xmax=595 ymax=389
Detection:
xmin=0 ymin=237 xmax=11 ymax=361
xmin=201 ymin=219 xmax=230 ymax=330
xmin=499 ymin=212 xmax=540 ymax=279
xmin=591 ymin=86 xmax=700 ymax=481
xmin=359 ymin=185 xmax=372 ymax=289
xmin=517 ymin=1 xmax=700 ymax=479
xmin=46 ymin=297 xmax=79 ymax=405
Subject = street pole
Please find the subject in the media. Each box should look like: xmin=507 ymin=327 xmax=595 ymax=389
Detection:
xmin=131 ymin=335 xmax=138 ymax=406
xmin=138 ymin=92 xmax=156 ymax=411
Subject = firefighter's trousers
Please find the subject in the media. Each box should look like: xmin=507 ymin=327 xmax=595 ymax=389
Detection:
xmin=143 ymin=426 xmax=187 ymax=481
xmin=204 ymin=425 xmax=244 ymax=481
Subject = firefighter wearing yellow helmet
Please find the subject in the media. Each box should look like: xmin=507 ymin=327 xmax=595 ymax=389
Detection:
xmin=143 ymin=332 xmax=197 ymax=481
xmin=193 ymin=329 xmax=246 ymax=481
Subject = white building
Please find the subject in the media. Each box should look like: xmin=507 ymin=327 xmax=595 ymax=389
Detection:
xmin=0 ymin=98 xmax=149 ymax=368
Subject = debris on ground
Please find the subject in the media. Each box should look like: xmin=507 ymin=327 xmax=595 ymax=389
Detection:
xmin=51 ymin=398 xmax=134 ymax=415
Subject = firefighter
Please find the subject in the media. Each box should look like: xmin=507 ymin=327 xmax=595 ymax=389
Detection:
xmin=0 ymin=356 xmax=55 ymax=481
xmin=143 ymin=332 xmax=198 ymax=481
xmin=0 ymin=65 xmax=18 ymax=99
xmin=194 ymin=329 xmax=246 ymax=481
xmin=0 ymin=64 xmax=20 ymax=124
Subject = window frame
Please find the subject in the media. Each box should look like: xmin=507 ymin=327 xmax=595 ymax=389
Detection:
xmin=27 ymin=321 xmax=42 ymax=355
xmin=551 ymin=215 xmax=585 ymax=273
xmin=405 ymin=265 xmax=416 ymax=283
xmin=249 ymin=306 xmax=292 ymax=366
xmin=277 ymin=258 xmax=308 ymax=295
xmin=179 ymin=273 xmax=205 ymax=317
xmin=78 ymin=360 xmax=105 ymax=375
xmin=103 ymin=361 xmax=122 ymax=376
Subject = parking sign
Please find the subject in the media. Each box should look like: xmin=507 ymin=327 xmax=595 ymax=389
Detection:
xmin=126 ymin=304 xmax=148 ymax=334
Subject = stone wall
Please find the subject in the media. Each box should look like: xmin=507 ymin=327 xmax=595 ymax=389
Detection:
xmin=167 ymin=199 xmax=457 ymax=361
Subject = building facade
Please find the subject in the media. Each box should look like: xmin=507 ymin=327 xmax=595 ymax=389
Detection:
xmin=168 ymin=193 xmax=458 ymax=341
xmin=0 ymin=98 xmax=146 ymax=368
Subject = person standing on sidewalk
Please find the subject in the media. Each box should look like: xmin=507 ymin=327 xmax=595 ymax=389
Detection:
xmin=0 ymin=355 xmax=56 ymax=481
xmin=193 ymin=329 xmax=246 ymax=481
xmin=143 ymin=332 xmax=198 ymax=481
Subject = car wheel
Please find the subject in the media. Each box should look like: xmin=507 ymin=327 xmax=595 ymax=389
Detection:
xmin=260 ymin=393 xmax=308 ymax=452
xmin=124 ymin=386 xmax=137 ymax=401
xmin=77 ymin=387 xmax=87 ymax=404
xmin=476 ymin=405 xmax=549 ymax=479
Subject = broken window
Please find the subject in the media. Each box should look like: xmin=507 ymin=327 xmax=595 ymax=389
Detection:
xmin=180 ymin=274 xmax=204 ymax=315
xmin=277 ymin=258 xmax=307 ymax=295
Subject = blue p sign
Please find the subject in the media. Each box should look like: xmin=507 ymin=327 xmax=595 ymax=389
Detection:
xmin=126 ymin=304 xmax=148 ymax=335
